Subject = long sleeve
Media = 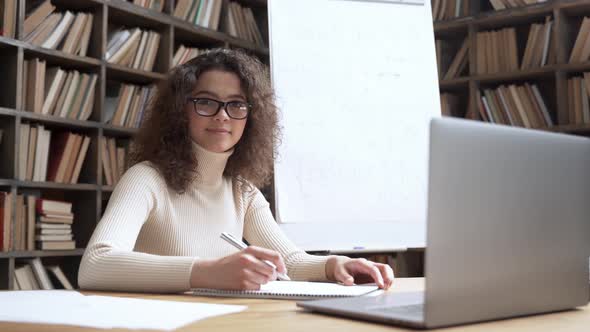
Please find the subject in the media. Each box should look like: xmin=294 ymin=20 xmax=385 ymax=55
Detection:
xmin=78 ymin=163 xmax=195 ymax=293
xmin=242 ymin=187 xmax=330 ymax=281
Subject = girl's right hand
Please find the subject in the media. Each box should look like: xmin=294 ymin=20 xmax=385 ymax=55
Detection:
xmin=190 ymin=246 xmax=287 ymax=290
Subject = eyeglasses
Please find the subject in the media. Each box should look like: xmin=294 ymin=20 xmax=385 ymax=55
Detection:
xmin=187 ymin=97 xmax=251 ymax=120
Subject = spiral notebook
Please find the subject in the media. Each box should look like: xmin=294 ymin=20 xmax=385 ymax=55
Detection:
xmin=190 ymin=281 xmax=379 ymax=300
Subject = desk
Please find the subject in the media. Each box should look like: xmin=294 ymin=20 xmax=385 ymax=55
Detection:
xmin=1 ymin=278 xmax=589 ymax=331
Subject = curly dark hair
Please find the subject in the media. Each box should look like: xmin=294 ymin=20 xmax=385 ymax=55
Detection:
xmin=128 ymin=48 xmax=280 ymax=194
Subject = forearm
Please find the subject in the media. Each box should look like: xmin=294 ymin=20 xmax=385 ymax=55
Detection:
xmin=79 ymin=244 xmax=196 ymax=293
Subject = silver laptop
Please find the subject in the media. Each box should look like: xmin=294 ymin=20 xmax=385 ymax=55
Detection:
xmin=297 ymin=117 xmax=590 ymax=329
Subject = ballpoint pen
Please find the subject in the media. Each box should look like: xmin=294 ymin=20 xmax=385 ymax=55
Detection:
xmin=220 ymin=232 xmax=291 ymax=281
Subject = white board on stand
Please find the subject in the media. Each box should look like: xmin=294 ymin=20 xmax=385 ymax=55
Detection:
xmin=269 ymin=0 xmax=439 ymax=251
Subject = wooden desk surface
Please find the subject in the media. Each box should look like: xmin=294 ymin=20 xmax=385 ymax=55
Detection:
xmin=2 ymin=278 xmax=589 ymax=331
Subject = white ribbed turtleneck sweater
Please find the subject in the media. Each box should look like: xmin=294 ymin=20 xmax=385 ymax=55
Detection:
xmin=78 ymin=142 xmax=329 ymax=292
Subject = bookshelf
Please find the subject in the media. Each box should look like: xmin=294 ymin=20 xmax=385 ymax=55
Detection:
xmin=0 ymin=0 xmax=269 ymax=290
xmin=435 ymin=0 xmax=590 ymax=135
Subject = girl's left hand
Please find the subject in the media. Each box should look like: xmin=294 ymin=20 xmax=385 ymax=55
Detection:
xmin=325 ymin=256 xmax=394 ymax=290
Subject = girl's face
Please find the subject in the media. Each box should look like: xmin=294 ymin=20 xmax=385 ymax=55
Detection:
xmin=185 ymin=70 xmax=249 ymax=153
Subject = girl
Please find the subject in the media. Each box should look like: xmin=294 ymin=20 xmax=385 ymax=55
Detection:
xmin=78 ymin=48 xmax=394 ymax=293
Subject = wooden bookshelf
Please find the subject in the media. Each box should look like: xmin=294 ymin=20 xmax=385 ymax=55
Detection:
xmin=435 ymin=0 xmax=590 ymax=131
xmin=0 ymin=0 xmax=269 ymax=290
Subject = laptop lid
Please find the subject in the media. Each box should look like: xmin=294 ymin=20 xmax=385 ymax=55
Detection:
xmin=424 ymin=118 xmax=590 ymax=328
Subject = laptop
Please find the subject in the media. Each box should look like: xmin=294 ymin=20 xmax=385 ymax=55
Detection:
xmin=297 ymin=117 xmax=590 ymax=329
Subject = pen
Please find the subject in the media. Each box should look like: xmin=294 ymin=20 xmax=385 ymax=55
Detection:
xmin=220 ymin=232 xmax=291 ymax=281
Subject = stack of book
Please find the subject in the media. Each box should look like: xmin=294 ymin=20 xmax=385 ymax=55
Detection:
xmin=18 ymin=125 xmax=91 ymax=183
xmin=104 ymin=83 xmax=154 ymax=128
xmin=102 ymin=138 xmax=127 ymax=186
xmin=173 ymin=45 xmax=207 ymax=66
xmin=431 ymin=0 xmax=469 ymax=21
xmin=569 ymin=17 xmax=590 ymax=64
xmin=36 ymin=199 xmax=75 ymax=250
xmin=13 ymin=258 xmax=73 ymax=290
xmin=440 ymin=93 xmax=460 ymax=117
xmin=1 ymin=0 xmax=17 ymax=38
xmin=476 ymin=27 xmax=519 ymax=74
xmin=106 ymin=27 xmax=161 ymax=71
xmin=24 ymin=0 xmax=94 ymax=56
xmin=173 ymin=0 xmax=223 ymax=30
xmin=223 ymin=2 xmax=264 ymax=47
xmin=567 ymin=73 xmax=590 ymax=125
xmin=477 ymin=83 xmax=553 ymax=128
xmin=23 ymin=58 xmax=97 ymax=120
xmin=489 ymin=0 xmax=548 ymax=11
xmin=521 ymin=18 xmax=554 ymax=70
xmin=0 ymin=191 xmax=12 ymax=252
xmin=129 ymin=0 xmax=165 ymax=12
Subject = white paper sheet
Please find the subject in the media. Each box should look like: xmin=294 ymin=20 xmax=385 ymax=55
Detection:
xmin=0 ymin=290 xmax=246 ymax=330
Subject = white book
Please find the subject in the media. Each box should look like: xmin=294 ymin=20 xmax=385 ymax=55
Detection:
xmin=36 ymin=223 xmax=72 ymax=229
xmin=36 ymin=234 xmax=73 ymax=241
xmin=132 ymin=31 xmax=149 ymax=69
xmin=201 ymin=0 xmax=215 ymax=28
xmin=108 ymin=28 xmax=141 ymax=64
xmin=540 ymin=20 xmax=553 ymax=66
xmin=46 ymin=265 xmax=74 ymax=290
xmin=41 ymin=67 xmax=66 ymax=115
xmin=531 ymin=84 xmax=553 ymax=126
xmin=496 ymin=87 xmax=516 ymax=126
xmin=14 ymin=266 xmax=34 ymax=290
xmin=28 ymin=258 xmax=54 ymax=290
xmin=106 ymin=28 xmax=131 ymax=59
xmin=39 ymin=229 xmax=71 ymax=235
xmin=41 ymin=11 xmax=75 ymax=49
xmin=32 ymin=125 xmax=45 ymax=182
xmin=481 ymin=95 xmax=495 ymax=123
xmin=58 ymin=71 xmax=80 ymax=118
xmin=172 ymin=45 xmax=186 ymax=67
xmin=40 ymin=128 xmax=52 ymax=182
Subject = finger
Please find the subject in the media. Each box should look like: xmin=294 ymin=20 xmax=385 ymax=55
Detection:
xmin=376 ymin=263 xmax=395 ymax=289
xmin=334 ymin=266 xmax=355 ymax=286
xmin=243 ymin=268 xmax=272 ymax=286
xmin=240 ymin=280 xmax=261 ymax=290
xmin=244 ymin=246 xmax=287 ymax=274
xmin=352 ymin=260 xmax=385 ymax=288
xmin=239 ymin=253 xmax=275 ymax=275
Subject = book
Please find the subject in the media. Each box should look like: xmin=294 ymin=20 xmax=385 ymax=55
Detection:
xmin=36 ymin=222 xmax=72 ymax=229
xmin=46 ymin=265 xmax=74 ymax=290
xmin=28 ymin=258 xmax=54 ymax=290
xmin=23 ymin=0 xmax=56 ymax=39
xmin=36 ymin=198 xmax=72 ymax=214
xmin=37 ymin=240 xmax=75 ymax=250
xmin=2 ymin=0 xmax=17 ymax=38
xmin=190 ymin=281 xmax=378 ymax=300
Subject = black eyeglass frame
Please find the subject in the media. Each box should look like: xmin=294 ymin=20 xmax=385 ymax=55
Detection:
xmin=186 ymin=97 xmax=252 ymax=120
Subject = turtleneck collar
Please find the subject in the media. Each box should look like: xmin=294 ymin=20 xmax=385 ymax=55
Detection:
xmin=192 ymin=141 xmax=233 ymax=187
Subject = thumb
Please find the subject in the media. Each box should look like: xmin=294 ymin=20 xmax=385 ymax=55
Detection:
xmin=337 ymin=268 xmax=355 ymax=286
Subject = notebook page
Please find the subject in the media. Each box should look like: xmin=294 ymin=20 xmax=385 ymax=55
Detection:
xmin=190 ymin=281 xmax=379 ymax=300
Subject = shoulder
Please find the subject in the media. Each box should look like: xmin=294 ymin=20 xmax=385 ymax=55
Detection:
xmin=120 ymin=161 xmax=167 ymax=190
